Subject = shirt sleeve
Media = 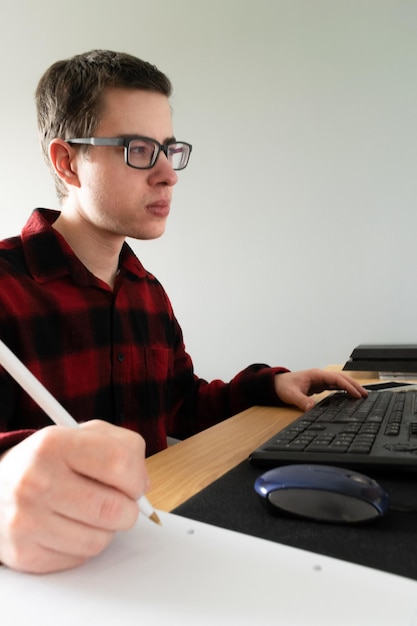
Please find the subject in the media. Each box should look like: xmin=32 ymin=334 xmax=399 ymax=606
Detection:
xmin=166 ymin=316 xmax=290 ymax=440
xmin=200 ymin=363 xmax=288 ymax=427
xmin=0 ymin=430 xmax=36 ymax=454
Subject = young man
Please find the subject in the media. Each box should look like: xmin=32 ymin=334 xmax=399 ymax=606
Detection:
xmin=0 ymin=50 xmax=366 ymax=574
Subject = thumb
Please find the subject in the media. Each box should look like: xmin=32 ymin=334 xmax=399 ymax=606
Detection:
xmin=290 ymin=393 xmax=315 ymax=412
xmin=303 ymin=398 xmax=315 ymax=412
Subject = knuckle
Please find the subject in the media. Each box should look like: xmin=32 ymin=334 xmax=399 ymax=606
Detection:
xmin=97 ymin=491 xmax=125 ymax=525
xmin=106 ymin=438 xmax=146 ymax=490
xmin=13 ymin=468 xmax=50 ymax=504
xmin=107 ymin=444 xmax=131 ymax=476
xmin=94 ymin=490 xmax=138 ymax=530
xmin=82 ymin=529 xmax=114 ymax=557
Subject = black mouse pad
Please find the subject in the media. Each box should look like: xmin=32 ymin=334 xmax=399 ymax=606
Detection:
xmin=173 ymin=461 xmax=417 ymax=580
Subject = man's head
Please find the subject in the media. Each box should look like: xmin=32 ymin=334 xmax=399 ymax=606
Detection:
xmin=35 ymin=49 xmax=172 ymax=201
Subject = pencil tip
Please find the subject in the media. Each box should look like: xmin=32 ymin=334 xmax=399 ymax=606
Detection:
xmin=149 ymin=511 xmax=162 ymax=526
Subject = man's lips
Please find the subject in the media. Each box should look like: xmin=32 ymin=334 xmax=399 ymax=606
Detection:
xmin=146 ymin=201 xmax=170 ymax=217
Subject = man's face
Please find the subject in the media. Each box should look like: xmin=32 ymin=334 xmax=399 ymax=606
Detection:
xmin=68 ymin=87 xmax=179 ymax=241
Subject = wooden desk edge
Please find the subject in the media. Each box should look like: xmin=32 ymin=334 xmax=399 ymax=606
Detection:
xmin=146 ymin=404 xmax=301 ymax=512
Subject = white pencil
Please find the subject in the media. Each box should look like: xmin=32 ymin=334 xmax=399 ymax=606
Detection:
xmin=0 ymin=338 xmax=161 ymax=525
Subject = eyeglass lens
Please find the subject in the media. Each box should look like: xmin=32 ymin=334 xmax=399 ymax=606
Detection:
xmin=128 ymin=138 xmax=190 ymax=170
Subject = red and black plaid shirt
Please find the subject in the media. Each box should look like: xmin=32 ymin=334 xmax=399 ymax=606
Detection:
xmin=0 ymin=209 xmax=286 ymax=456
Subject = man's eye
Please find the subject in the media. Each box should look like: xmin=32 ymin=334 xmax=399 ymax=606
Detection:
xmin=131 ymin=144 xmax=149 ymax=156
xmin=168 ymin=146 xmax=183 ymax=156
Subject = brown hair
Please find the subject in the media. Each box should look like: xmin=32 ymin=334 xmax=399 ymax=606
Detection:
xmin=35 ymin=49 xmax=172 ymax=200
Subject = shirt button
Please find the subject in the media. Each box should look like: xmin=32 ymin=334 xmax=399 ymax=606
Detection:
xmin=117 ymin=352 xmax=125 ymax=362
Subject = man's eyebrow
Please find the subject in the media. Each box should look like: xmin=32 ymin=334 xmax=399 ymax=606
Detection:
xmin=119 ymin=133 xmax=177 ymax=144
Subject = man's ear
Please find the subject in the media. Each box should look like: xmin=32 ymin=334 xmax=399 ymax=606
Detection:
xmin=48 ymin=139 xmax=81 ymax=188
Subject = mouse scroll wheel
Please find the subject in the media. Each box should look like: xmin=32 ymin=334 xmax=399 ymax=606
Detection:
xmin=348 ymin=473 xmax=372 ymax=485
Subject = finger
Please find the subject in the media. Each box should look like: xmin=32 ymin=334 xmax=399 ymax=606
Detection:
xmin=283 ymin=387 xmax=316 ymax=412
xmin=300 ymin=397 xmax=316 ymax=412
xmin=5 ymin=517 xmax=115 ymax=574
xmin=64 ymin=421 xmax=148 ymax=499
xmin=39 ymin=513 xmax=115 ymax=559
xmin=3 ymin=542 xmax=90 ymax=574
xmin=49 ymin=473 xmax=140 ymax=530
xmin=328 ymin=374 xmax=367 ymax=397
xmin=321 ymin=372 xmax=367 ymax=398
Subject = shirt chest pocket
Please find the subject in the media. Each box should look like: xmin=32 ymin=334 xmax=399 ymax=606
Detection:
xmin=112 ymin=345 xmax=173 ymax=423
xmin=114 ymin=345 xmax=172 ymax=383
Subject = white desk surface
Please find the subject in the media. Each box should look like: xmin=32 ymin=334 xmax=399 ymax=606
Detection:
xmin=1 ymin=510 xmax=416 ymax=626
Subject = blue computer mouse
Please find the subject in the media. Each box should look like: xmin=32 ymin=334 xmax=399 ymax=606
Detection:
xmin=254 ymin=464 xmax=390 ymax=524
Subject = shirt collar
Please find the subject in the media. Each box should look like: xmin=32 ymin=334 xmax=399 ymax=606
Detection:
xmin=22 ymin=208 xmax=147 ymax=286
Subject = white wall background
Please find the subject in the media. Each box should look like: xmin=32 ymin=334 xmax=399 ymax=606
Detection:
xmin=0 ymin=0 xmax=416 ymax=381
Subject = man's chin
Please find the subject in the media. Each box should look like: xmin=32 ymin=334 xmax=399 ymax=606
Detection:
xmin=128 ymin=225 xmax=167 ymax=241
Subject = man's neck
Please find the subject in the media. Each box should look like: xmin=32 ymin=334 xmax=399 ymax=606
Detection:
xmin=52 ymin=212 xmax=124 ymax=289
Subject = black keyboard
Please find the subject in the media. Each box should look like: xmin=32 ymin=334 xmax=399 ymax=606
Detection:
xmin=249 ymin=390 xmax=417 ymax=472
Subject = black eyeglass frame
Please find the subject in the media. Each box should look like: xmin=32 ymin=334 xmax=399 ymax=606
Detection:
xmin=66 ymin=136 xmax=192 ymax=170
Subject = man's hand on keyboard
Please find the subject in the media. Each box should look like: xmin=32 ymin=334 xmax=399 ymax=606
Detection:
xmin=274 ymin=369 xmax=368 ymax=413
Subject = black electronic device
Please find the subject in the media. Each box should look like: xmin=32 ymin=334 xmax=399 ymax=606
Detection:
xmin=343 ymin=344 xmax=417 ymax=374
xmin=249 ymin=389 xmax=417 ymax=472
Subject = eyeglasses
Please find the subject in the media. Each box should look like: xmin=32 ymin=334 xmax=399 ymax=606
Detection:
xmin=66 ymin=136 xmax=192 ymax=170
